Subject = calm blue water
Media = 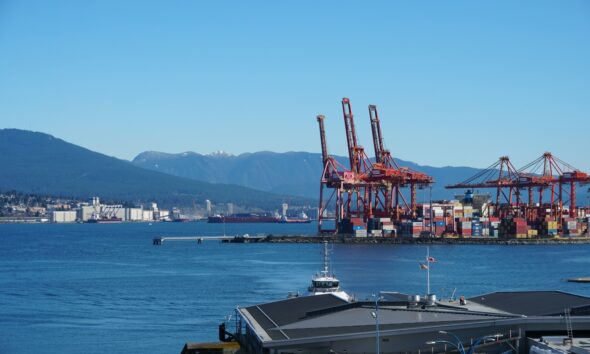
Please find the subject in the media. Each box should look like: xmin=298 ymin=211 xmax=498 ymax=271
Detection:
xmin=1 ymin=222 xmax=590 ymax=354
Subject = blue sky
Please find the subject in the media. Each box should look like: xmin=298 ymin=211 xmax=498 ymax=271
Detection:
xmin=0 ymin=0 xmax=588 ymax=171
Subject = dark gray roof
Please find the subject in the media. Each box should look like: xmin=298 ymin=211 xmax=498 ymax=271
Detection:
xmin=245 ymin=294 xmax=349 ymax=329
xmin=243 ymin=294 xmax=513 ymax=341
xmin=468 ymin=291 xmax=590 ymax=316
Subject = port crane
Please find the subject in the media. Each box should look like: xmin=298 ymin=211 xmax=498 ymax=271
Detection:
xmin=317 ymin=114 xmax=356 ymax=234
xmin=316 ymin=98 xmax=434 ymax=234
xmin=367 ymin=104 xmax=433 ymax=219
xmin=340 ymin=98 xmax=372 ymax=221
xmin=446 ymin=152 xmax=590 ymax=222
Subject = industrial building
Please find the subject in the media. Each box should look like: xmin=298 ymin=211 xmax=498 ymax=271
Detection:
xmin=200 ymin=291 xmax=590 ymax=354
xmin=45 ymin=197 xmax=171 ymax=223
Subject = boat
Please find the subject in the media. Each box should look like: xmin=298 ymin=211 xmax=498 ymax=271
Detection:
xmin=86 ymin=216 xmax=122 ymax=224
xmin=171 ymin=218 xmax=191 ymax=223
xmin=207 ymin=213 xmax=279 ymax=223
xmin=279 ymin=211 xmax=312 ymax=224
xmin=307 ymin=241 xmax=353 ymax=302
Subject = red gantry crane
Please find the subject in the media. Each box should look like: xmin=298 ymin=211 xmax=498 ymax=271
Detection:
xmin=339 ymin=98 xmax=372 ymax=223
xmin=446 ymin=156 xmax=521 ymax=218
xmin=516 ymin=152 xmax=590 ymax=219
xmin=446 ymin=152 xmax=590 ymax=222
xmin=317 ymin=114 xmax=358 ymax=234
xmin=367 ymin=104 xmax=433 ymax=219
xmin=317 ymin=98 xmax=434 ymax=234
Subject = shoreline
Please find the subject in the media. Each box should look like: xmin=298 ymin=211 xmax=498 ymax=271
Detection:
xmin=262 ymin=234 xmax=590 ymax=245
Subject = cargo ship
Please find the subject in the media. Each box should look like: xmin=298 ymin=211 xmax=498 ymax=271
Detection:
xmin=86 ymin=216 xmax=123 ymax=224
xmin=207 ymin=213 xmax=279 ymax=223
xmin=171 ymin=218 xmax=191 ymax=223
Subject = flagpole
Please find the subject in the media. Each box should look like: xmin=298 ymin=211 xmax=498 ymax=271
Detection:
xmin=427 ymin=246 xmax=430 ymax=295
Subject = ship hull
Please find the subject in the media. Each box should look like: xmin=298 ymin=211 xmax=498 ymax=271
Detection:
xmin=208 ymin=215 xmax=278 ymax=223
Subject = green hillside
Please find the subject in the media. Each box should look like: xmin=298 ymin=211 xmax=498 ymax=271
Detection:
xmin=0 ymin=129 xmax=314 ymax=209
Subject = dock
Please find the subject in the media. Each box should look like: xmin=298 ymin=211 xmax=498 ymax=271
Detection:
xmin=152 ymin=235 xmax=266 ymax=245
xmin=567 ymin=277 xmax=590 ymax=283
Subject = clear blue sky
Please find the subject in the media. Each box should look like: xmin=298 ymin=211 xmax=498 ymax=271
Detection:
xmin=1 ymin=0 xmax=588 ymax=170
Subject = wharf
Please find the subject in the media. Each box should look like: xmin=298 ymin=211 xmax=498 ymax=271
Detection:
xmin=261 ymin=235 xmax=590 ymax=245
xmin=152 ymin=234 xmax=590 ymax=245
xmin=567 ymin=277 xmax=590 ymax=283
xmin=152 ymin=235 xmax=265 ymax=245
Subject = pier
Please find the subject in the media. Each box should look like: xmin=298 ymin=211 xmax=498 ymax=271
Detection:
xmin=153 ymin=234 xmax=590 ymax=245
xmin=152 ymin=235 xmax=266 ymax=245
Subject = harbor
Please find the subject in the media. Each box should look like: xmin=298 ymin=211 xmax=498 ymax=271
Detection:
xmin=1 ymin=1 xmax=588 ymax=353
xmin=180 ymin=241 xmax=590 ymax=354
xmin=4 ymin=222 xmax=590 ymax=354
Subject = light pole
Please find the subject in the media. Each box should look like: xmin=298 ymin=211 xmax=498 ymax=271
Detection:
xmin=438 ymin=330 xmax=466 ymax=354
xmin=371 ymin=294 xmax=384 ymax=354
xmin=426 ymin=340 xmax=465 ymax=354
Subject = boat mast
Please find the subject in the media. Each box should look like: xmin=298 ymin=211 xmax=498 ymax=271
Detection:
xmin=323 ymin=240 xmax=329 ymax=276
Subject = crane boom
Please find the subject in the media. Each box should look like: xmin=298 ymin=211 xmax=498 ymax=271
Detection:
xmin=368 ymin=104 xmax=385 ymax=164
xmin=341 ymin=98 xmax=361 ymax=173
xmin=317 ymin=115 xmax=329 ymax=164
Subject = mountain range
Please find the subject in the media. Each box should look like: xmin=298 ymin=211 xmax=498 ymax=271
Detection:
xmin=5 ymin=128 xmax=577 ymax=210
xmin=132 ymin=151 xmax=482 ymax=201
xmin=0 ymin=129 xmax=313 ymax=209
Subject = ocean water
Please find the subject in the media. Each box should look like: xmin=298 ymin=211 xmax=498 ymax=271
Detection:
xmin=1 ymin=222 xmax=590 ymax=354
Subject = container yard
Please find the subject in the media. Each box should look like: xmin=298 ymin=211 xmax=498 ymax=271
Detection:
xmin=316 ymin=98 xmax=590 ymax=240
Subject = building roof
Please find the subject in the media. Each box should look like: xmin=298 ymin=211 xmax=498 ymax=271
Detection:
xmin=240 ymin=294 xmax=515 ymax=342
xmin=468 ymin=291 xmax=590 ymax=316
xmin=244 ymin=293 xmax=349 ymax=330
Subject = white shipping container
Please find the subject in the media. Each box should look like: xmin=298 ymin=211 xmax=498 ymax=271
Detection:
xmin=567 ymin=221 xmax=578 ymax=230
xmin=354 ymin=230 xmax=368 ymax=237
